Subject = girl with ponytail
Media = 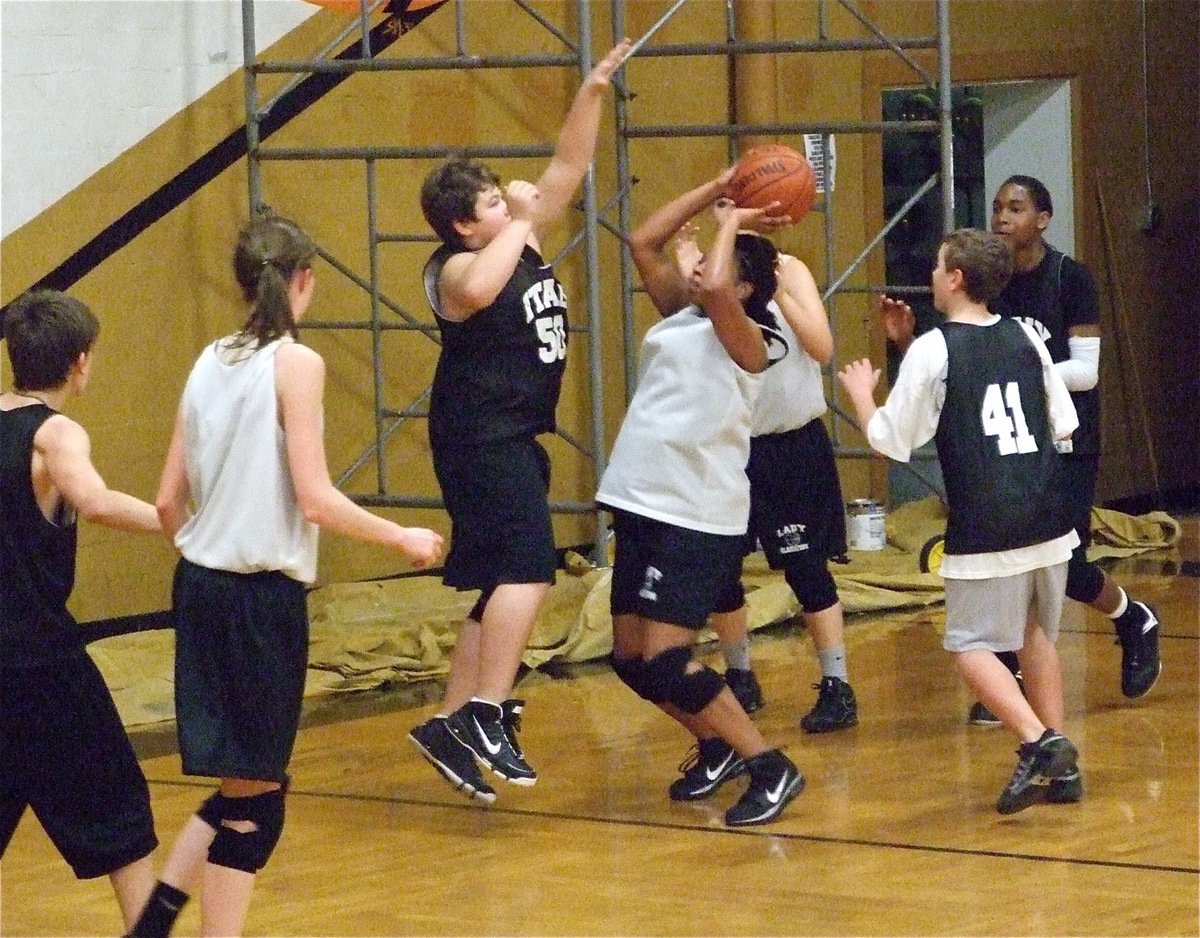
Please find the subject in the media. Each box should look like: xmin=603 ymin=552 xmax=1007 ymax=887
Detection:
xmin=135 ymin=212 xmax=443 ymax=938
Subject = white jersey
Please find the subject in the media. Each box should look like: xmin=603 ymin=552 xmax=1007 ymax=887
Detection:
xmin=174 ymin=338 xmax=319 ymax=583
xmin=597 ymin=307 xmax=766 ymax=536
xmin=867 ymin=317 xmax=1079 ymax=579
xmin=752 ymin=299 xmax=827 ymax=436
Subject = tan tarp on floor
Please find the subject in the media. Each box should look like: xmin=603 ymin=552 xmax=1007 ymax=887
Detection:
xmin=89 ymin=499 xmax=1179 ymax=728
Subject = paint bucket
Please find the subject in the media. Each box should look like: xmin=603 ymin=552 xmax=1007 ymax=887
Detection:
xmin=846 ymin=499 xmax=886 ymax=551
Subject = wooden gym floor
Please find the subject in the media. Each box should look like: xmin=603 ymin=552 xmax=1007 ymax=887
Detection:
xmin=3 ymin=521 xmax=1197 ymax=937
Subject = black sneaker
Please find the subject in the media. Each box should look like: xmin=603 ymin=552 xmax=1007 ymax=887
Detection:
xmin=446 ymin=699 xmax=537 ymax=786
xmin=500 ymin=698 xmax=527 ymax=761
xmin=407 ymin=717 xmax=497 ymax=805
xmin=668 ymin=738 xmax=746 ymax=801
xmin=1115 ymin=602 xmax=1162 ymax=699
xmin=1046 ymin=768 xmax=1084 ymax=804
xmin=996 ymin=730 xmax=1078 ymax=815
xmin=969 ymin=672 xmax=1024 ymax=726
xmin=725 ymin=668 xmax=764 ymax=715
xmin=725 ymin=749 xmax=805 ymax=826
xmin=967 ymin=701 xmax=1002 ymax=726
xmin=800 ymin=677 xmax=858 ymax=733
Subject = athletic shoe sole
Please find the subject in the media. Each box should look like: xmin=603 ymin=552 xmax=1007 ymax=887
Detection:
xmin=1124 ymin=660 xmax=1162 ymax=699
xmin=1046 ymin=769 xmax=1083 ymax=804
xmin=725 ymin=771 xmax=806 ymax=827
xmin=407 ymin=731 xmax=497 ymax=805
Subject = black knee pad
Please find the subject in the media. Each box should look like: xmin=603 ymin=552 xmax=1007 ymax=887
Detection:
xmin=611 ymin=654 xmax=656 ymax=701
xmin=207 ymin=787 xmax=287 ymax=874
xmin=643 ymin=647 xmax=725 ymax=714
xmin=196 ymin=791 xmax=226 ymax=830
xmin=711 ymin=577 xmax=745 ymax=615
xmin=1065 ymin=551 xmax=1103 ymax=604
xmin=785 ymin=563 xmax=839 ymax=614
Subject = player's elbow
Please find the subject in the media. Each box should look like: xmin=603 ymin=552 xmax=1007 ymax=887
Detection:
xmin=295 ymin=483 xmax=337 ymax=527
xmin=74 ymin=495 xmax=110 ymax=524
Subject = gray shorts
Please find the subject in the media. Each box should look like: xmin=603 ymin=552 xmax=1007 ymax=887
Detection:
xmin=942 ymin=561 xmax=1068 ymax=653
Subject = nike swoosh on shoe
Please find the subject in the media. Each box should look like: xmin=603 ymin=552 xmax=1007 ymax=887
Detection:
xmin=765 ymin=774 xmax=789 ymax=804
xmin=473 ymin=717 xmax=503 ymax=756
xmin=704 ymin=753 xmax=735 ymax=782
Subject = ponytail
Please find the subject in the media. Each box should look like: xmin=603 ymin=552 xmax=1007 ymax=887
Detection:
xmin=231 ymin=211 xmax=317 ymax=349
xmin=734 ymin=233 xmax=779 ymax=328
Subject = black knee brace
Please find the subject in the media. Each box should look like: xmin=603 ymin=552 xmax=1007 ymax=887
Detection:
xmin=207 ymin=786 xmax=287 ymax=874
xmin=196 ymin=791 xmax=226 ymax=830
xmin=611 ymin=654 xmax=656 ymax=701
xmin=643 ymin=647 xmax=726 ymax=714
xmin=1065 ymin=550 xmax=1104 ymax=605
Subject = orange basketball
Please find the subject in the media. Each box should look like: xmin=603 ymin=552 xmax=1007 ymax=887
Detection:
xmin=727 ymin=144 xmax=817 ymax=223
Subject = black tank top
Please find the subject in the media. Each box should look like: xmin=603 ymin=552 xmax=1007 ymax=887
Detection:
xmin=989 ymin=249 xmax=1100 ymax=455
xmin=1 ymin=404 xmax=81 ymax=666
xmin=935 ymin=319 xmax=1071 ymax=555
xmin=425 ymin=244 xmax=568 ymax=447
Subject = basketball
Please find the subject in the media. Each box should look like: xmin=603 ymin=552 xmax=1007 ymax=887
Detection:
xmin=727 ymin=144 xmax=817 ymax=223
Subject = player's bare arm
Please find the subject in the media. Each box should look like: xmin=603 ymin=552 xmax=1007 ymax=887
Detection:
xmin=630 ymin=169 xmax=735 ymax=317
xmin=436 ymin=184 xmax=536 ymax=322
xmin=775 ymin=254 xmax=833 ymax=364
xmin=276 ymin=342 xmax=443 ymax=567
xmin=533 ymin=38 xmax=632 ymax=235
xmin=700 ymin=205 xmax=772 ymax=374
xmin=155 ymin=404 xmax=191 ymax=540
xmin=37 ymin=415 xmax=159 ymax=533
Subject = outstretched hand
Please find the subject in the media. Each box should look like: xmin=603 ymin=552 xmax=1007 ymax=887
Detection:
xmin=880 ymin=295 xmax=916 ymax=350
xmin=837 ymin=358 xmax=881 ymax=400
xmin=588 ymin=38 xmax=634 ymax=87
xmin=713 ymin=196 xmax=793 ymax=234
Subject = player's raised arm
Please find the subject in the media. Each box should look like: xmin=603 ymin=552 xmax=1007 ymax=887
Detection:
xmin=533 ymin=38 xmax=632 ymax=236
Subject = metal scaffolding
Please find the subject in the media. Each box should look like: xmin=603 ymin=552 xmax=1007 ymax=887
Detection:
xmin=608 ymin=0 xmax=952 ymax=497
xmin=238 ymin=0 xmax=953 ymax=565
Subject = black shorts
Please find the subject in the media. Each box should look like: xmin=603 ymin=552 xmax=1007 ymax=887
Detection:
xmin=0 ymin=651 xmax=157 ymax=879
xmin=173 ymin=559 xmax=309 ymax=782
xmin=608 ymin=509 xmax=745 ymax=630
xmin=747 ymin=418 xmax=847 ymax=567
xmin=432 ymin=436 xmax=557 ymax=592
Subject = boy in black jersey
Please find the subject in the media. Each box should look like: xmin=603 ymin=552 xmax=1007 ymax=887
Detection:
xmin=883 ymin=177 xmax=1161 ymax=717
xmin=841 ymin=230 xmax=1084 ymax=814
xmin=407 ymin=38 xmax=632 ymax=801
xmin=0 ymin=290 xmax=160 ymax=931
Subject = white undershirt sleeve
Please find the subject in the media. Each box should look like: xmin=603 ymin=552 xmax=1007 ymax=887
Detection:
xmin=1054 ymin=335 xmax=1100 ymax=392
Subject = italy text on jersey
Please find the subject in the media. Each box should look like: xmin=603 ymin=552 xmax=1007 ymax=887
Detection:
xmin=523 ymin=277 xmax=568 ymax=364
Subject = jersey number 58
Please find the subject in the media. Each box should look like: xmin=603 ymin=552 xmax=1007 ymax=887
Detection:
xmin=536 ymin=314 xmax=568 ymax=363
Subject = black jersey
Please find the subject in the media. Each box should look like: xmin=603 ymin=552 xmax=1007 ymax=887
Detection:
xmin=989 ymin=248 xmax=1100 ymax=455
xmin=934 ymin=319 xmax=1071 ymax=555
xmin=0 ymin=404 xmax=80 ymax=666
xmin=425 ymin=244 xmax=568 ymax=447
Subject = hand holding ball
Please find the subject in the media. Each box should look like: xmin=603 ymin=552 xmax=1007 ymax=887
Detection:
xmin=726 ymin=145 xmax=817 ymax=223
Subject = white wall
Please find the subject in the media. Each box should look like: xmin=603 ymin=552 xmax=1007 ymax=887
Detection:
xmin=980 ymin=78 xmax=1076 ymax=255
xmin=1 ymin=0 xmax=317 ymax=237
